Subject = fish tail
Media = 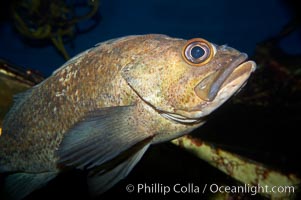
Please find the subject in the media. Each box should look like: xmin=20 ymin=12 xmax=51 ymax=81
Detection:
xmin=1 ymin=172 xmax=57 ymax=200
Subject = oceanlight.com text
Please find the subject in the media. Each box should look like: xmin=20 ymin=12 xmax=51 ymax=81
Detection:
xmin=125 ymin=183 xmax=295 ymax=196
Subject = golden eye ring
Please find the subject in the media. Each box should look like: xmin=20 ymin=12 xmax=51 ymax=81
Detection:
xmin=182 ymin=38 xmax=215 ymax=67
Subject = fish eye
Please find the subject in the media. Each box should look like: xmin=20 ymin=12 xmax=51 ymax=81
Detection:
xmin=182 ymin=38 xmax=215 ymax=66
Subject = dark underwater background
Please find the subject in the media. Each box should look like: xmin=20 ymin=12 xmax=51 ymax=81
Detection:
xmin=0 ymin=0 xmax=301 ymax=199
xmin=1 ymin=0 xmax=300 ymax=76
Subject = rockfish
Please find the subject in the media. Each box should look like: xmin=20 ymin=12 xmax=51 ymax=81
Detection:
xmin=0 ymin=34 xmax=256 ymax=199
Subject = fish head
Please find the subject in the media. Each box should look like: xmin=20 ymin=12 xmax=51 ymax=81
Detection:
xmin=122 ymin=35 xmax=256 ymax=123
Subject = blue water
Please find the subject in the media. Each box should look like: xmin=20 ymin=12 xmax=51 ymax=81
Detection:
xmin=0 ymin=0 xmax=296 ymax=76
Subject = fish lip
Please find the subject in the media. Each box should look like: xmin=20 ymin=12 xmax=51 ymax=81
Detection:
xmin=194 ymin=53 xmax=249 ymax=102
xmin=229 ymin=59 xmax=256 ymax=84
xmin=174 ymin=56 xmax=256 ymax=120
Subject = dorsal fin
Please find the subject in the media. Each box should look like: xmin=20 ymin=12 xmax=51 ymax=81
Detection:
xmin=3 ymin=88 xmax=33 ymax=125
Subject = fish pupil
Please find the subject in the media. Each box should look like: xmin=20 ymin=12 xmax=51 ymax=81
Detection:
xmin=191 ymin=46 xmax=205 ymax=59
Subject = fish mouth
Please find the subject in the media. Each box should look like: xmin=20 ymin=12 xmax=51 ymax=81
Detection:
xmin=194 ymin=53 xmax=251 ymax=102
xmin=161 ymin=53 xmax=256 ymax=124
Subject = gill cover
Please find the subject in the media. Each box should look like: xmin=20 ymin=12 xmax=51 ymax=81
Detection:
xmin=121 ymin=37 xmax=215 ymax=113
xmin=121 ymin=57 xmax=170 ymax=111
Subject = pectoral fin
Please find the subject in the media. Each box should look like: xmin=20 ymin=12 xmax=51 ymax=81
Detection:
xmin=57 ymin=105 xmax=153 ymax=194
xmin=1 ymin=172 xmax=57 ymax=200
xmin=87 ymin=140 xmax=150 ymax=195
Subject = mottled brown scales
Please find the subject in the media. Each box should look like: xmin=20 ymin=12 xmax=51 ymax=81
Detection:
xmin=0 ymin=34 xmax=255 ymax=198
